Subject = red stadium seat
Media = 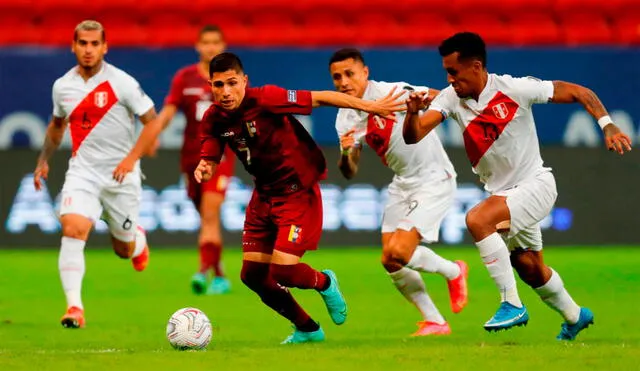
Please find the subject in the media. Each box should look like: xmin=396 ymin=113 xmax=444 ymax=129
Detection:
xmin=561 ymin=13 xmax=614 ymax=46
xmin=613 ymin=12 xmax=640 ymax=45
xmin=301 ymin=12 xmax=358 ymax=46
xmin=39 ymin=12 xmax=85 ymax=45
xmin=196 ymin=11 xmax=255 ymax=46
xmin=249 ymin=12 xmax=303 ymax=47
xmin=146 ymin=11 xmax=199 ymax=47
xmin=452 ymin=0 xmax=553 ymax=17
xmin=401 ymin=12 xmax=456 ymax=46
xmin=352 ymin=12 xmax=406 ymax=46
xmin=0 ymin=11 xmax=40 ymax=45
xmin=454 ymin=13 xmax=512 ymax=46
xmin=97 ymin=13 xmax=147 ymax=47
xmin=510 ymin=13 xmax=561 ymax=46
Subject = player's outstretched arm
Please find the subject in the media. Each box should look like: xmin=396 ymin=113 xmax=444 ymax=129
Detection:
xmin=551 ymin=81 xmax=632 ymax=154
xmin=338 ymin=129 xmax=361 ymax=180
xmin=113 ymin=108 xmax=163 ymax=183
xmin=34 ymin=116 xmax=67 ymax=191
xmin=158 ymin=104 xmax=178 ymax=131
xmin=311 ymin=89 xmax=406 ymax=119
xmin=402 ymin=92 xmax=444 ymax=144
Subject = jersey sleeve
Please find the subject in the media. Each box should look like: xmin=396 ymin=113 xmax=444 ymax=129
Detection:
xmin=199 ymin=106 xmax=225 ymax=163
xmin=164 ymin=70 xmax=184 ymax=107
xmin=428 ymin=87 xmax=455 ymax=120
xmin=120 ymin=74 xmax=155 ymax=116
xmin=51 ymin=80 xmax=66 ymax=118
xmin=258 ymin=85 xmax=313 ymax=115
xmin=511 ymin=76 xmax=554 ymax=105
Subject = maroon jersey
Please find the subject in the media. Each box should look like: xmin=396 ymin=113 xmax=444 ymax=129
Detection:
xmin=165 ymin=64 xmax=217 ymax=172
xmin=200 ymin=85 xmax=326 ymax=196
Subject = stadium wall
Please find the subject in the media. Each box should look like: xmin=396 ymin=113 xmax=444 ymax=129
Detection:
xmin=2 ymin=148 xmax=639 ymax=247
xmin=1 ymin=48 xmax=639 ymax=149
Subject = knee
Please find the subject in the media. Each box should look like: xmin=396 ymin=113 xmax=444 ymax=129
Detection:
xmin=240 ymin=261 xmax=269 ymax=292
xmin=61 ymin=222 xmax=90 ymax=241
xmin=465 ymin=208 xmax=486 ymax=236
xmin=381 ymin=239 xmax=412 ymax=271
xmin=112 ymin=239 xmax=135 ymax=259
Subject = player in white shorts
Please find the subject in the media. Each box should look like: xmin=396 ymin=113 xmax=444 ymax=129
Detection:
xmin=32 ymin=20 xmax=163 ymax=329
xmin=329 ymin=48 xmax=469 ymax=336
xmin=403 ymin=32 xmax=632 ymax=340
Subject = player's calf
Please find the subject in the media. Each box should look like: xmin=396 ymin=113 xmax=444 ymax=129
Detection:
xmin=111 ymin=238 xmax=135 ymax=259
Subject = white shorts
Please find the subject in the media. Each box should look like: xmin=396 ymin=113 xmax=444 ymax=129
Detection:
xmin=382 ymin=177 xmax=456 ymax=243
xmin=59 ymin=171 xmax=142 ymax=242
xmin=494 ymin=171 xmax=557 ymax=251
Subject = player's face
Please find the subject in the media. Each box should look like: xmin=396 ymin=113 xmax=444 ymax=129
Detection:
xmin=442 ymin=52 xmax=483 ymax=98
xmin=210 ymin=69 xmax=248 ymax=111
xmin=329 ymin=58 xmax=369 ymax=98
xmin=196 ymin=32 xmax=226 ymax=63
xmin=72 ymin=30 xmax=107 ymax=69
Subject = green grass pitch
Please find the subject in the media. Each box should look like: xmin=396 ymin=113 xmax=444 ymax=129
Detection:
xmin=1 ymin=246 xmax=639 ymax=370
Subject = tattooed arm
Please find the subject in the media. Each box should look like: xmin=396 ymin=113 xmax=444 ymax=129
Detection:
xmin=34 ymin=116 xmax=67 ymax=191
xmin=551 ymin=81 xmax=631 ymax=154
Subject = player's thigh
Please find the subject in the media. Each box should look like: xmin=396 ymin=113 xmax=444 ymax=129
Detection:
xmin=184 ymin=171 xmax=202 ymax=209
xmin=399 ymin=178 xmax=456 ymax=244
xmin=101 ymin=180 xmax=141 ymax=243
xmin=272 ymin=184 xmax=323 ymax=257
xmin=59 ymin=176 xmax=102 ymax=239
xmin=500 ymin=172 xmax=557 ymax=238
xmin=381 ymin=183 xmax=406 ymax=236
xmin=242 ymin=189 xmax=277 ymax=260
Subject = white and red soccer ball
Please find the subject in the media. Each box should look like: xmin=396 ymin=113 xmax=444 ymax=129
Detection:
xmin=166 ymin=307 xmax=212 ymax=350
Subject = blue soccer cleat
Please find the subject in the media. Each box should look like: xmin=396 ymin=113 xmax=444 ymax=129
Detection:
xmin=318 ymin=270 xmax=347 ymax=325
xmin=191 ymin=272 xmax=208 ymax=295
xmin=281 ymin=326 xmax=326 ymax=344
xmin=484 ymin=302 xmax=529 ymax=332
xmin=207 ymin=276 xmax=231 ymax=295
xmin=556 ymin=307 xmax=594 ymax=341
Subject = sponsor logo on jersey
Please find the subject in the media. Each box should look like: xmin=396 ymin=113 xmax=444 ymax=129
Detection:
xmin=288 ymin=225 xmax=302 ymax=243
xmin=183 ymin=87 xmax=205 ymax=96
xmin=245 ymin=121 xmax=257 ymax=137
xmin=221 ymin=131 xmax=235 ymax=137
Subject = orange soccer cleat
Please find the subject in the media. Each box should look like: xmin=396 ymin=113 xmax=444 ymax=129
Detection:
xmin=132 ymin=245 xmax=150 ymax=272
xmin=60 ymin=306 xmax=85 ymax=329
xmin=411 ymin=321 xmax=451 ymax=336
xmin=447 ymin=260 xmax=469 ymax=313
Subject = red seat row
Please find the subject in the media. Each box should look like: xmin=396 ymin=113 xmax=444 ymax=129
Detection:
xmin=0 ymin=6 xmax=638 ymax=46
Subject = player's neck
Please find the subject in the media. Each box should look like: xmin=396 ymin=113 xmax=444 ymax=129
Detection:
xmin=197 ymin=61 xmax=210 ymax=80
xmin=76 ymin=61 xmax=103 ymax=82
xmin=470 ymin=71 xmax=489 ymax=101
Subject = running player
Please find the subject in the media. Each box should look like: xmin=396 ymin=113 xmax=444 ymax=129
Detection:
xmin=329 ymin=48 xmax=468 ymax=336
xmin=158 ymin=25 xmax=234 ymax=295
xmin=33 ymin=20 xmax=162 ymax=329
xmin=195 ymin=52 xmax=405 ymax=343
xmin=403 ymin=32 xmax=632 ymax=340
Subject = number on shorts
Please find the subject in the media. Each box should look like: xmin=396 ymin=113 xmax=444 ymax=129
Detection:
xmin=195 ymin=100 xmax=213 ymax=121
xmin=406 ymin=200 xmax=418 ymax=216
xmin=122 ymin=217 xmax=133 ymax=231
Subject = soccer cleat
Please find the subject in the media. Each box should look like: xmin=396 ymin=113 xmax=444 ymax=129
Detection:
xmin=60 ymin=306 xmax=85 ymax=329
xmin=556 ymin=307 xmax=594 ymax=341
xmin=132 ymin=245 xmax=149 ymax=272
xmin=484 ymin=302 xmax=529 ymax=332
xmin=206 ymin=276 xmax=231 ymax=295
xmin=447 ymin=260 xmax=469 ymax=313
xmin=411 ymin=321 xmax=452 ymax=336
xmin=318 ymin=270 xmax=348 ymax=325
xmin=191 ymin=272 xmax=208 ymax=295
xmin=281 ymin=326 xmax=325 ymax=344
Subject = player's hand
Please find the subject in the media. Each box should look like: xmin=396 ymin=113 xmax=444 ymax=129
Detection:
xmin=340 ymin=129 xmax=359 ymax=152
xmin=194 ymin=159 xmax=214 ymax=183
xmin=369 ymin=86 xmax=406 ymax=120
xmin=113 ymin=155 xmax=136 ymax=183
xmin=603 ymin=124 xmax=632 ymax=155
xmin=33 ymin=160 xmax=49 ymax=191
xmin=406 ymin=91 xmax=430 ymax=114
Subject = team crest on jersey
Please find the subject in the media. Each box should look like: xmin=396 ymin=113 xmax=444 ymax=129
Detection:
xmin=94 ymin=91 xmax=109 ymax=108
xmin=245 ymin=121 xmax=258 ymax=137
xmin=288 ymin=225 xmax=302 ymax=243
xmin=373 ymin=115 xmax=386 ymax=129
xmin=492 ymin=102 xmax=509 ymax=120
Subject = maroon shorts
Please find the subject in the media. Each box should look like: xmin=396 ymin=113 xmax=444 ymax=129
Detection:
xmin=185 ymin=155 xmax=235 ymax=209
xmin=242 ymin=183 xmax=323 ymax=257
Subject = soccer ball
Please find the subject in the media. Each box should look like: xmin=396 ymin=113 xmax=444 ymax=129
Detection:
xmin=166 ymin=307 xmax=213 ymax=350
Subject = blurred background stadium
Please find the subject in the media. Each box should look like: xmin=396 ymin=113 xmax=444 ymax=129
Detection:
xmin=1 ymin=0 xmax=639 ymax=247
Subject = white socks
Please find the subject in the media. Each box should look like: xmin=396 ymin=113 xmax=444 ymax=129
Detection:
xmin=406 ymin=245 xmax=461 ymax=280
xmin=59 ymin=237 xmax=86 ymax=309
xmin=476 ymin=233 xmax=522 ymax=307
xmin=389 ymin=267 xmax=446 ymax=324
xmin=132 ymin=227 xmax=147 ymax=258
xmin=535 ymin=268 xmax=580 ymax=324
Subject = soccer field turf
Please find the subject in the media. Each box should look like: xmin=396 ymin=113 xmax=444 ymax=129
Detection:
xmin=1 ymin=246 xmax=639 ymax=370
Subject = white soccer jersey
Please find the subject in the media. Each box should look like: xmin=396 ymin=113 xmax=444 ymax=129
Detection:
xmin=336 ymin=80 xmax=455 ymax=188
xmin=51 ymin=62 xmax=154 ymax=180
xmin=429 ymin=74 xmax=554 ymax=193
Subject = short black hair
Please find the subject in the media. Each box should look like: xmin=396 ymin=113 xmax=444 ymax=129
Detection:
xmin=329 ymin=48 xmax=366 ymax=66
xmin=199 ymin=24 xmax=224 ymax=40
xmin=209 ymin=52 xmax=244 ymax=78
xmin=438 ymin=32 xmax=487 ymax=67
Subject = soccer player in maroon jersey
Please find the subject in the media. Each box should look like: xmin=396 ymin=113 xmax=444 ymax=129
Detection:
xmin=157 ymin=25 xmax=235 ymax=295
xmin=195 ymin=52 xmax=405 ymax=344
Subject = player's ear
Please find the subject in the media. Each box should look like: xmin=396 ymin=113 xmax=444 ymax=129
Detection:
xmin=363 ymin=65 xmax=369 ymax=79
xmin=104 ymin=41 xmax=108 ymax=55
xmin=243 ymin=74 xmax=248 ymax=85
